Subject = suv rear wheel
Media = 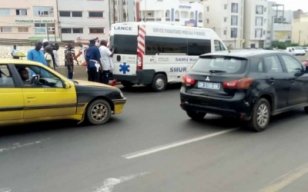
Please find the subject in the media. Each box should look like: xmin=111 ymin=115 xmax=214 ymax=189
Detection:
xmin=186 ymin=111 xmax=206 ymax=121
xmin=247 ymin=98 xmax=271 ymax=132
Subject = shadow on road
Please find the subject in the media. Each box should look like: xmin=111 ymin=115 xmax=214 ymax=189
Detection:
xmin=182 ymin=109 xmax=308 ymax=133
xmin=121 ymin=83 xmax=182 ymax=93
xmin=0 ymin=118 xmax=122 ymax=138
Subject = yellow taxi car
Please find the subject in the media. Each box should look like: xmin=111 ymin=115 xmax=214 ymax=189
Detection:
xmin=0 ymin=59 xmax=126 ymax=126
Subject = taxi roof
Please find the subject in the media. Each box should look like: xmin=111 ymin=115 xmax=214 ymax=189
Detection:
xmin=0 ymin=59 xmax=41 ymax=65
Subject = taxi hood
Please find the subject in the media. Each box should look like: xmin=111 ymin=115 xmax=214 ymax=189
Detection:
xmin=73 ymin=80 xmax=118 ymax=90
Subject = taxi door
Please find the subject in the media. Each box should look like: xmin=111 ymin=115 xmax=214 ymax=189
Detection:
xmin=17 ymin=64 xmax=77 ymax=120
xmin=0 ymin=64 xmax=23 ymax=124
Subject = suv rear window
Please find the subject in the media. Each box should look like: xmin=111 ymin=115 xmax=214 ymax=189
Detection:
xmin=192 ymin=57 xmax=247 ymax=74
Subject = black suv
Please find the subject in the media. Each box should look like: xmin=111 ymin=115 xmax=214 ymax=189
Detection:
xmin=180 ymin=50 xmax=308 ymax=131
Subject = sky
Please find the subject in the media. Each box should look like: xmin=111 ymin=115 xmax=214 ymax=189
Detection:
xmin=273 ymin=0 xmax=308 ymax=12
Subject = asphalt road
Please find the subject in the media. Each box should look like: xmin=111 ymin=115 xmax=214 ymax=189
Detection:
xmin=1 ymin=85 xmax=308 ymax=192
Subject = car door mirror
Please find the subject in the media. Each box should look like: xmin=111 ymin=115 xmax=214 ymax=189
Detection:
xmin=63 ymin=81 xmax=71 ymax=89
xmin=294 ymin=68 xmax=305 ymax=77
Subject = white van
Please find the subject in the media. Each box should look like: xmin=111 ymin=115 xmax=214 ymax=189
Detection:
xmin=110 ymin=22 xmax=227 ymax=91
xmin=286 ymin=46 xmax=306 ymax=56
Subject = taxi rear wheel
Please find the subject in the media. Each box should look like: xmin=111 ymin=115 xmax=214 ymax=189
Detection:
xmin=86 ymin=99 xmax=111 ymax=125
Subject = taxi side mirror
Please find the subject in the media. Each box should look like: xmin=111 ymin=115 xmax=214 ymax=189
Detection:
xmin=63 ymin=81 xmax=71 ymax=89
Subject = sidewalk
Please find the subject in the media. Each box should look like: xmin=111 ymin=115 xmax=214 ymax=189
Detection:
xmin=56 ymin=66 xmax=88 ymax=80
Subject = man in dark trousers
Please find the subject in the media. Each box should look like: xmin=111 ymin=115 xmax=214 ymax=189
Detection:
xmin=85 ymin=38 xmax=102 ymax=82
xmin=64 ymin=43 xmax=76 ymax=79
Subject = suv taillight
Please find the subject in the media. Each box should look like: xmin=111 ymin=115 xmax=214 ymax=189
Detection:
xmin=223 ymin=78 xmax=253 ymax=89
xmin=182 ymin=75 xmax=196 ymax=87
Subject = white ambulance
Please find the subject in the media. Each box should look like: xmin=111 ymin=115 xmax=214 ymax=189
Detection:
xmin=110 ymin=22 xmax=227 ymax=91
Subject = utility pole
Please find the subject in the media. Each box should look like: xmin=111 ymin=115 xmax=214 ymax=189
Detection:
xmin=299 ymin=30 xmax=301 ymax=45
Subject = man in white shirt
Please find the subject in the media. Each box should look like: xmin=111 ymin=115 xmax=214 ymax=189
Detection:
xmin=99 ymin=40 xmax=114 ymax=84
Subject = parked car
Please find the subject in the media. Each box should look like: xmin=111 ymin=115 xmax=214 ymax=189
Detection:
xmin=180 ymin=50 xmax=308 ymax=131
xmin=286 ymin=46 xmax=306 ymax=56
xmin=0 ymin=59 xmax=126 ymax=126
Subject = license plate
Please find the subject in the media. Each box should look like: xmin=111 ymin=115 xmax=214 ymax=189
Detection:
xmin=114 ymin=103 xmax=125 ymax=114
xmin=197 ymin=81 xmax=221 ymax=90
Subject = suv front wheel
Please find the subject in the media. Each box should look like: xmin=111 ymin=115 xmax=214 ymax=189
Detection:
xmin=247 ymin=98 xmax=271 ymax=132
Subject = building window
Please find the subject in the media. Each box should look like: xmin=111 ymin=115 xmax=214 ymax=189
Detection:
xmin=33 ymin=6 xmax=54 ymax=17
xmin=61 ymin=28 xmax=72 ymax=33
xmin=0 ymin=27 xmax=12 ymax=33
xmin=16 ymin=9 xmax=27 ymax=16
xmin=224 ymin=4 xmax=228 ymax=10
xmin=72 ymin=11 xmax=82 ymax=17
xmin=0 ymin=9 xmax=10 ymax=16
xmin=207 ymin=6 xmax=210 ymax=12
xmin=89 ymin=11 xmax=103 ymax=17
xmin=89 ymin=27 xmax=104 ymax=33
xmin=231 ymin=15 xmax=238 ymax=26
xmin=34 ymin=23 xmax=46 ymax=33
xmin=256 ymin=5 xmax=263 ymax=14
xmin=224 ymin=17 xmax=227 ymax=22
xmin=59 ymin=11 xmax=71 ymax=17
xmin=224 ymin=30 xmax=227 ymax=35
xmin=255 ymin=29 xmax=262 ymax=38
xmin=231 ymin=28 xmax=237 ymax=38
xmin=206 ymin=19 xmax=210 ymax=24
xmin=255 ymin=16 xmax=263 ymax=26
xmin=166 ymin=10 xmax=170 ymax=21
xmin=175 ymin=11 xmax=179 ymax=21
xmin=231 ymin=3 xmax=238 ymax=13
xmin=198 ymin=13 xmax=203 ymax=22
xmin=181 ymin=11 xmax=188 ymax=19
xmin=190 ymin=12 xmax=194 ymax=19
xmin=18 ymin=27 xmax=29 ymax=32
xmin=73 ymin=28 xmax=83 ymax=33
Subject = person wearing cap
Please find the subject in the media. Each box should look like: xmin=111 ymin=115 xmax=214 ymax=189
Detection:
xmin=85 ymin=38 xmax=102 ymax=82
xmin=27 ymin=42 xmax=47 ymax=66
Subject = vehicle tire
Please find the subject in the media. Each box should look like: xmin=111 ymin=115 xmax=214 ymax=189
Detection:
xmin=86 ymin=99 xmax=111 ymax=125
xmin=152 ymin=74 xmax=167 ymax=92
xmin=121 ymin=81 xmax=133 ymax=88
xmin=186 ymin=111 xmax=206 ymax=121
xmin=247 ymin=98 xmax=271 ymax=132
xmin=304 ymin=107 xmax=308 ymax=113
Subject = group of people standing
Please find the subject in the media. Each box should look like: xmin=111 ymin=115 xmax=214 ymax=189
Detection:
xmin=12 ymin=37 xmax=115 ymax=85
xmin=84 ymin=38 xmax=114 ymax=84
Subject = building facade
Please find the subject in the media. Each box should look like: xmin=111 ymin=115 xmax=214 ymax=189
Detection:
xmin=292 ymin=12 xmax=308 ymax=45
xmin=110 ymin=0 xmax=135 ymax=23
xmin=57 ymin=0 xmax=110 ymax=42
xmin=269 ymin=3 xmax=293 ymax=43
xmin=203 ymin=0 xmax=244 ymax=48
xmin=139 ymin=0 xmax=204 ymax=28
xmin=244 ymin=0 xmax=270 ymax=48
xmin=0 ymin=0 xmax=59 ymax=41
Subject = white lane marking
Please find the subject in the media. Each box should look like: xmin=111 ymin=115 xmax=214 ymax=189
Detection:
xmin=93 ymin=172 xmax=149 ymax=192
xmin=123 ymin=129 xmax=237 ymax=159
xmin=260 ymin=163 xmax=308 ymax=192
xmin=0 ymin=188 xmax=12 ymax=192
xmin=0 ymin=138 xmax=49 ymax=153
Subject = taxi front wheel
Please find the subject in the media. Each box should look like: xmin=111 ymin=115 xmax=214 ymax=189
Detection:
xmin=86 ymin=99 xmax=111 ymax=125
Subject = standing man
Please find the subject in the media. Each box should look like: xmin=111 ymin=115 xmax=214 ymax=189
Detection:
xmin=27 ymin=42 xmax=47 ymax=66
xmin=65 ymin=43 xmax=76 ymax=79
xmin=99 ymin=40 xmax=114 ymax=84
xmin=85 ymin=38 xmax=102 ymax=82
xmin=11 ymin=45 xmax=19 ymax=59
